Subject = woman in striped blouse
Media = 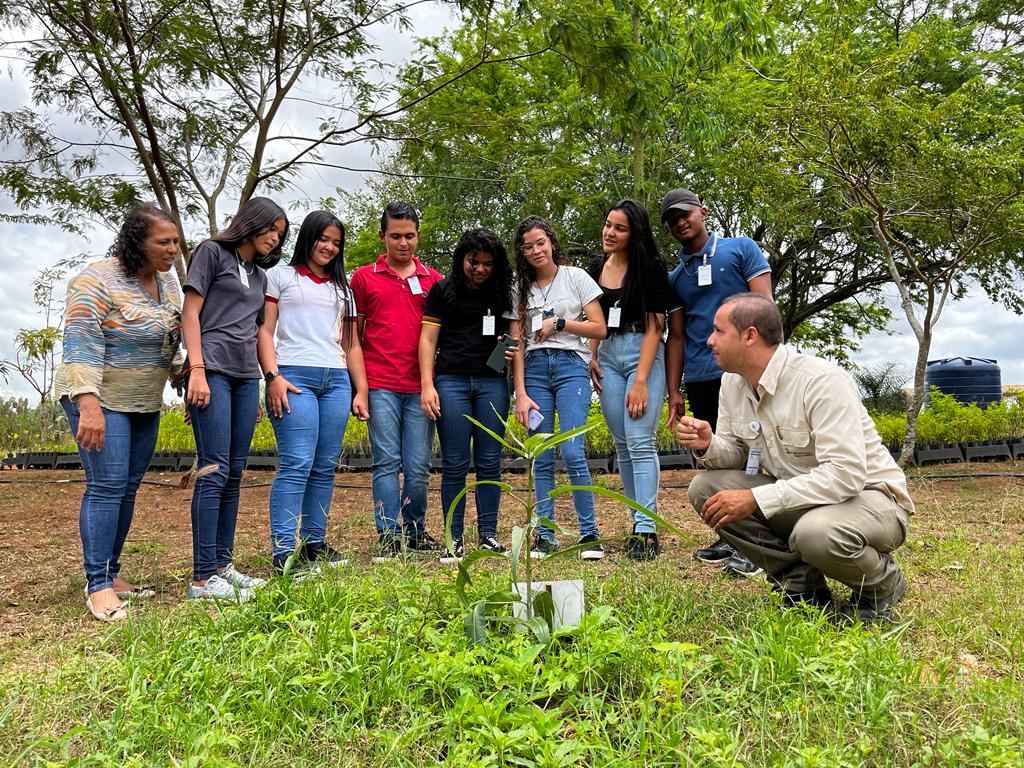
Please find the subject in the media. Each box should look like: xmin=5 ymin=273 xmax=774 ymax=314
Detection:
xmin=55 ymin=204 xmax=183 ymax=621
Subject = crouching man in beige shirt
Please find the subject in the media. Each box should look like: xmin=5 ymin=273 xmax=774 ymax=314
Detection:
xmin=676 ymin=293 xmax=913 ymax=623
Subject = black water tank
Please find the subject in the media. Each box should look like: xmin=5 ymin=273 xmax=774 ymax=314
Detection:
xmin=925 ymin=357 xmax=1002 ymax=408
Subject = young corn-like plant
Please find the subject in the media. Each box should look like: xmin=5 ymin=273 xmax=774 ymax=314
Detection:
xmin=446 ymin=413 xmax=686 ymax=646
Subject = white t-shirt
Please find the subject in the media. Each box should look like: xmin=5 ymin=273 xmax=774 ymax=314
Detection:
xmin=265 ymin=264 xmax=357 ymax=368
xmin=506 ymin=265 xmax=603 ymax=360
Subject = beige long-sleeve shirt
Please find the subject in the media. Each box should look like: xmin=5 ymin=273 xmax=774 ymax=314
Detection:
xmin=696 ymin=345 xmax=914 ymax=518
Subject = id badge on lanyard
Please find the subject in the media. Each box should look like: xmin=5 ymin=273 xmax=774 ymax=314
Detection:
xmin=483 ymin=310 xmax=495 ymax=336
xmin=697 ymin=233 xmax=717 ymax=288
xmin=608 ymin=303 xmax=622 ymax=328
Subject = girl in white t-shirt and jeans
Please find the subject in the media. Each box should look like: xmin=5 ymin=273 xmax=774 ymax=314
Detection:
xmin=257 ymin=211 xmax=369 ymax=574
xmin=508 ymin=215 xmax=607 ymax=559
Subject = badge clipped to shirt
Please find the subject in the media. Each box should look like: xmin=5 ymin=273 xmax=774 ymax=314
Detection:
xmin=482 ymin=311 xmax=495 ymax=336
xmin=745 ymin=448 xmax=761 ymax=476
xmin=238 ymin=262 xmax=250 ymax=289
xmin=608 ymin=303 xmax=622 ymax=328
xmin=697 ymin=260 xmax=713 ymax=287
xmin=407 ymin=275 xmax=423 ymax=295
xmin=531 ymin=313 xmax=544 ymax=333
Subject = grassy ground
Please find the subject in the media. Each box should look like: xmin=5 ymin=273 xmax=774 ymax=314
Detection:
xmin=0 ymin=465 xmax=1022 ymax=766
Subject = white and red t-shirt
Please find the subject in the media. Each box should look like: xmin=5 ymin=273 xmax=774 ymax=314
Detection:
xmin=265 ymin=264 xmax=357 ymax=369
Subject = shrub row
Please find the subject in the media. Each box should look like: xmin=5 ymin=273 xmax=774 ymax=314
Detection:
xmin=8 ymin=388 xmax=1024 ymax=456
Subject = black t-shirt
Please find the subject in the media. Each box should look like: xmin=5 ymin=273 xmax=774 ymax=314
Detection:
xmin=587 ymin=256 xmax=669 ymax=335
xmin=423 ymin=278 xmax=511 ymax=377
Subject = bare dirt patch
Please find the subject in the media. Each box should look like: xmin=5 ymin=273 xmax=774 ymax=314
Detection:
xmin=1 ymin=464 xmax=1021 ymax=653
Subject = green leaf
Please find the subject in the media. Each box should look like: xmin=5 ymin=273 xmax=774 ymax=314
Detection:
xmin=465 ymin=600 xmax=489 ymax=646
xmin=524 ymin=615 xmax=551 ymax=646
xmin=550 ymin=484 xmax=688 ymax=537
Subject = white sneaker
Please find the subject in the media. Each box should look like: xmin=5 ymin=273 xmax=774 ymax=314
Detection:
xmin=222 ymin=563 xmax=266 ymax=589
xmin=187 ymin=573 xmax=253 ymax=602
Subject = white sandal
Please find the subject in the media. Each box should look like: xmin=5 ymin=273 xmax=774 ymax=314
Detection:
xmin=84 ymin=588 xmax=128 ymax=622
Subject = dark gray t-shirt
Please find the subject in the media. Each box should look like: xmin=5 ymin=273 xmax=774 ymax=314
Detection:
xmin=183 ymin=240 xmax=267 ymax=379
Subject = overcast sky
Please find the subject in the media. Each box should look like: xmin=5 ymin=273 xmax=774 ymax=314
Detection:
xmin=1 ymin=7 xmax=1021 ymax=402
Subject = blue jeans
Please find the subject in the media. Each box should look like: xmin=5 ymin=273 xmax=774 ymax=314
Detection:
xmin=61 ymin=397 xmax=160 ymax=594
xmin=268 ymin=366 xmax=352 ymax=558
xmin=188 ymin=372 xmax=260 ymax=580
xmin=523 ymin=349 xmax=598 ymax=543
xmin=367 ymin=388 xmax=434 ymax=538
xmin=598 ymin=333 xmax=666 ymax=534
xmin=434 ymin=374 xmax=510 ymax=541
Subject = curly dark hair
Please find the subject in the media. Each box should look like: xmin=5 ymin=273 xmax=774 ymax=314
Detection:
xmin=447 ymin=227 xmax=513 ymax=315
xmin=108 ymin=204 xmax=178 ymax=277
xmin=513 ymin=215 xmax=563 ymax=334
xmin=212 ymin=196 xmax=289 ymax=269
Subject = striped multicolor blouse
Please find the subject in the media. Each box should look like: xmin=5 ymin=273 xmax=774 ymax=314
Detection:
xmin=55 ymin=259 xmax=183 ymax=413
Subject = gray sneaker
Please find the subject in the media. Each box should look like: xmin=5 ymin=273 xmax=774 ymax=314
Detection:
xmin=187 ymin=573 xmax=253 ymax=603
xmin=222 ymin=563 xmax=266 ymax=590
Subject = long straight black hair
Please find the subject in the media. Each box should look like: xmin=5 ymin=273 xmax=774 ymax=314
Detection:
xmin=290 ymin=210 xmax=349 ymax=289
xmin=212 ymin=196 xmax=289 ymax=269
xmin=604 ymin=198 xmax=666 ymax=324
xmin=289 ymin=210 xmax=354 ymax=347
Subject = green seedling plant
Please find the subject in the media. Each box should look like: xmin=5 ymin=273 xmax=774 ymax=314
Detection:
xmin=445 ymin=412 xmax=687 ymax=646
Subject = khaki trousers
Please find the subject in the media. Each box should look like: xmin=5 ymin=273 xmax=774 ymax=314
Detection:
xmin=688 ymin=470 xmax=910 ymax=595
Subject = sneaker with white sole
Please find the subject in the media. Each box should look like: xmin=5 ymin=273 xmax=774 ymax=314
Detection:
xmin=530 ymin=537 xmax=559 ymax=559
xmin=722 ymin=553 xmax=764 ymax=577
xmin=222 ymin=563 xmax=266 ymax=589
xmin=302 ymin=542 xmax=350 ymax=567
xmin=187 ymin=573 xmax=253 ymax=602
xmin=478 ymin=536 xmax=508 ymax=555
xmin=439 ymin=539 xmax=465 ymax=564
xmin=579 ymin=533 xmax=605 ymax=561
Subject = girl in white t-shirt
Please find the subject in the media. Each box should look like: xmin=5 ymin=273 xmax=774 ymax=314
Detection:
xmin=257 ymin=211 xmax=369 ymax=574
xmin=508 ymin=215 xmax=607 ymax=560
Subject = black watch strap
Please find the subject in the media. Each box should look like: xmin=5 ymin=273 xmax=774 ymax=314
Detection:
xmin=264 ymin=370 xmax=280 ymax=383
xmin=555 ymin=317 xmax=566 ymax=332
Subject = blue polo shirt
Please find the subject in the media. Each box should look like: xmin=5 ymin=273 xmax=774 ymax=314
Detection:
xmin=667 ymin=233 xmax=771 ymax=383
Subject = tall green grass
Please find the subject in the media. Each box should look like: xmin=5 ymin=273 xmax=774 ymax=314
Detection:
xmin=3 ymin=564 xmax=1021 ymax=767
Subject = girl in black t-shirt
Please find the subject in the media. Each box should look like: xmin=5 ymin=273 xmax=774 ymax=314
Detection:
xmin=419 ymin=228 xmax=515 ymax=562
xmin=587 ymin=199 xmax=669 ymax=560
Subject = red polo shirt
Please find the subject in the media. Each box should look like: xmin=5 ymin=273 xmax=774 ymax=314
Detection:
xmin=351 ymin=254 xmax=443 ymax=392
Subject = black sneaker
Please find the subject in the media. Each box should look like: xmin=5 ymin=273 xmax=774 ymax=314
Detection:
xmin=478 ymin=536 xmax=508 ymax=555
xmin=625 ymin=530 xmax=660 ymax=561
xmin=579 ymin=533 xmax=605 ymax=561
xmin=406 ymin=531 xmax=443 ymax=553
xmin=439 ymin=540 xmax=465 ymax=565
xmin=770 ymin=584 xmax=835 ymax=610
xmin=694 ymin=537 xmax=735 ymax=564
xmin=302 ymin=541 xmax=350 ymax=567
xmin=722 ymin=552 xmax=764 ymax=577
xmin=273 ymin=552 xmax=320 ymax=578
xmin=372 ymin=534 xmax=402 ymax=563
xmin=530 ymin=537 xmax=559 ymax=559
xmin=838 ymin=572 xmax=908 ymax=624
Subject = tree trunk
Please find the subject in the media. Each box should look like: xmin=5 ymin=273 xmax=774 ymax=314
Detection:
xmin=900 ymin=325 xmax=931 ymax=467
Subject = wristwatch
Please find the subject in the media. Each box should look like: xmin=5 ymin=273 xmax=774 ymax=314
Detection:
xmin=264 ymin=370 xmax=280 ymax=383
xmin=555 ymin=317 xmax=566 ymax=332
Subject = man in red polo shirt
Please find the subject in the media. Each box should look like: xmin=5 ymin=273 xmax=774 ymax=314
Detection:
xmin=351 ymin=202 xmax=444 ymax=560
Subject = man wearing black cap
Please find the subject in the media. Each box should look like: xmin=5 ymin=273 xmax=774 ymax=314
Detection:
xmin=661 ymin=188 xmax=773 ymax=576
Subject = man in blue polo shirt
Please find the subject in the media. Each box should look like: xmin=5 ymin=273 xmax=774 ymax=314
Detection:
xmin=662 ymin=188 xmax=773 ymax=576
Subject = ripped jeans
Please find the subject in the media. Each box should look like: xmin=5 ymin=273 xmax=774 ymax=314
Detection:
xmin=523 ymin=348 xmax=598 ymax=543
xmin=367 ymin=388 xmax=434 ymax=539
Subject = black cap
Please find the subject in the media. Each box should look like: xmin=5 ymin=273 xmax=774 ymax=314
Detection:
xmin=660 ymin=189 xmax=703 ymax=221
